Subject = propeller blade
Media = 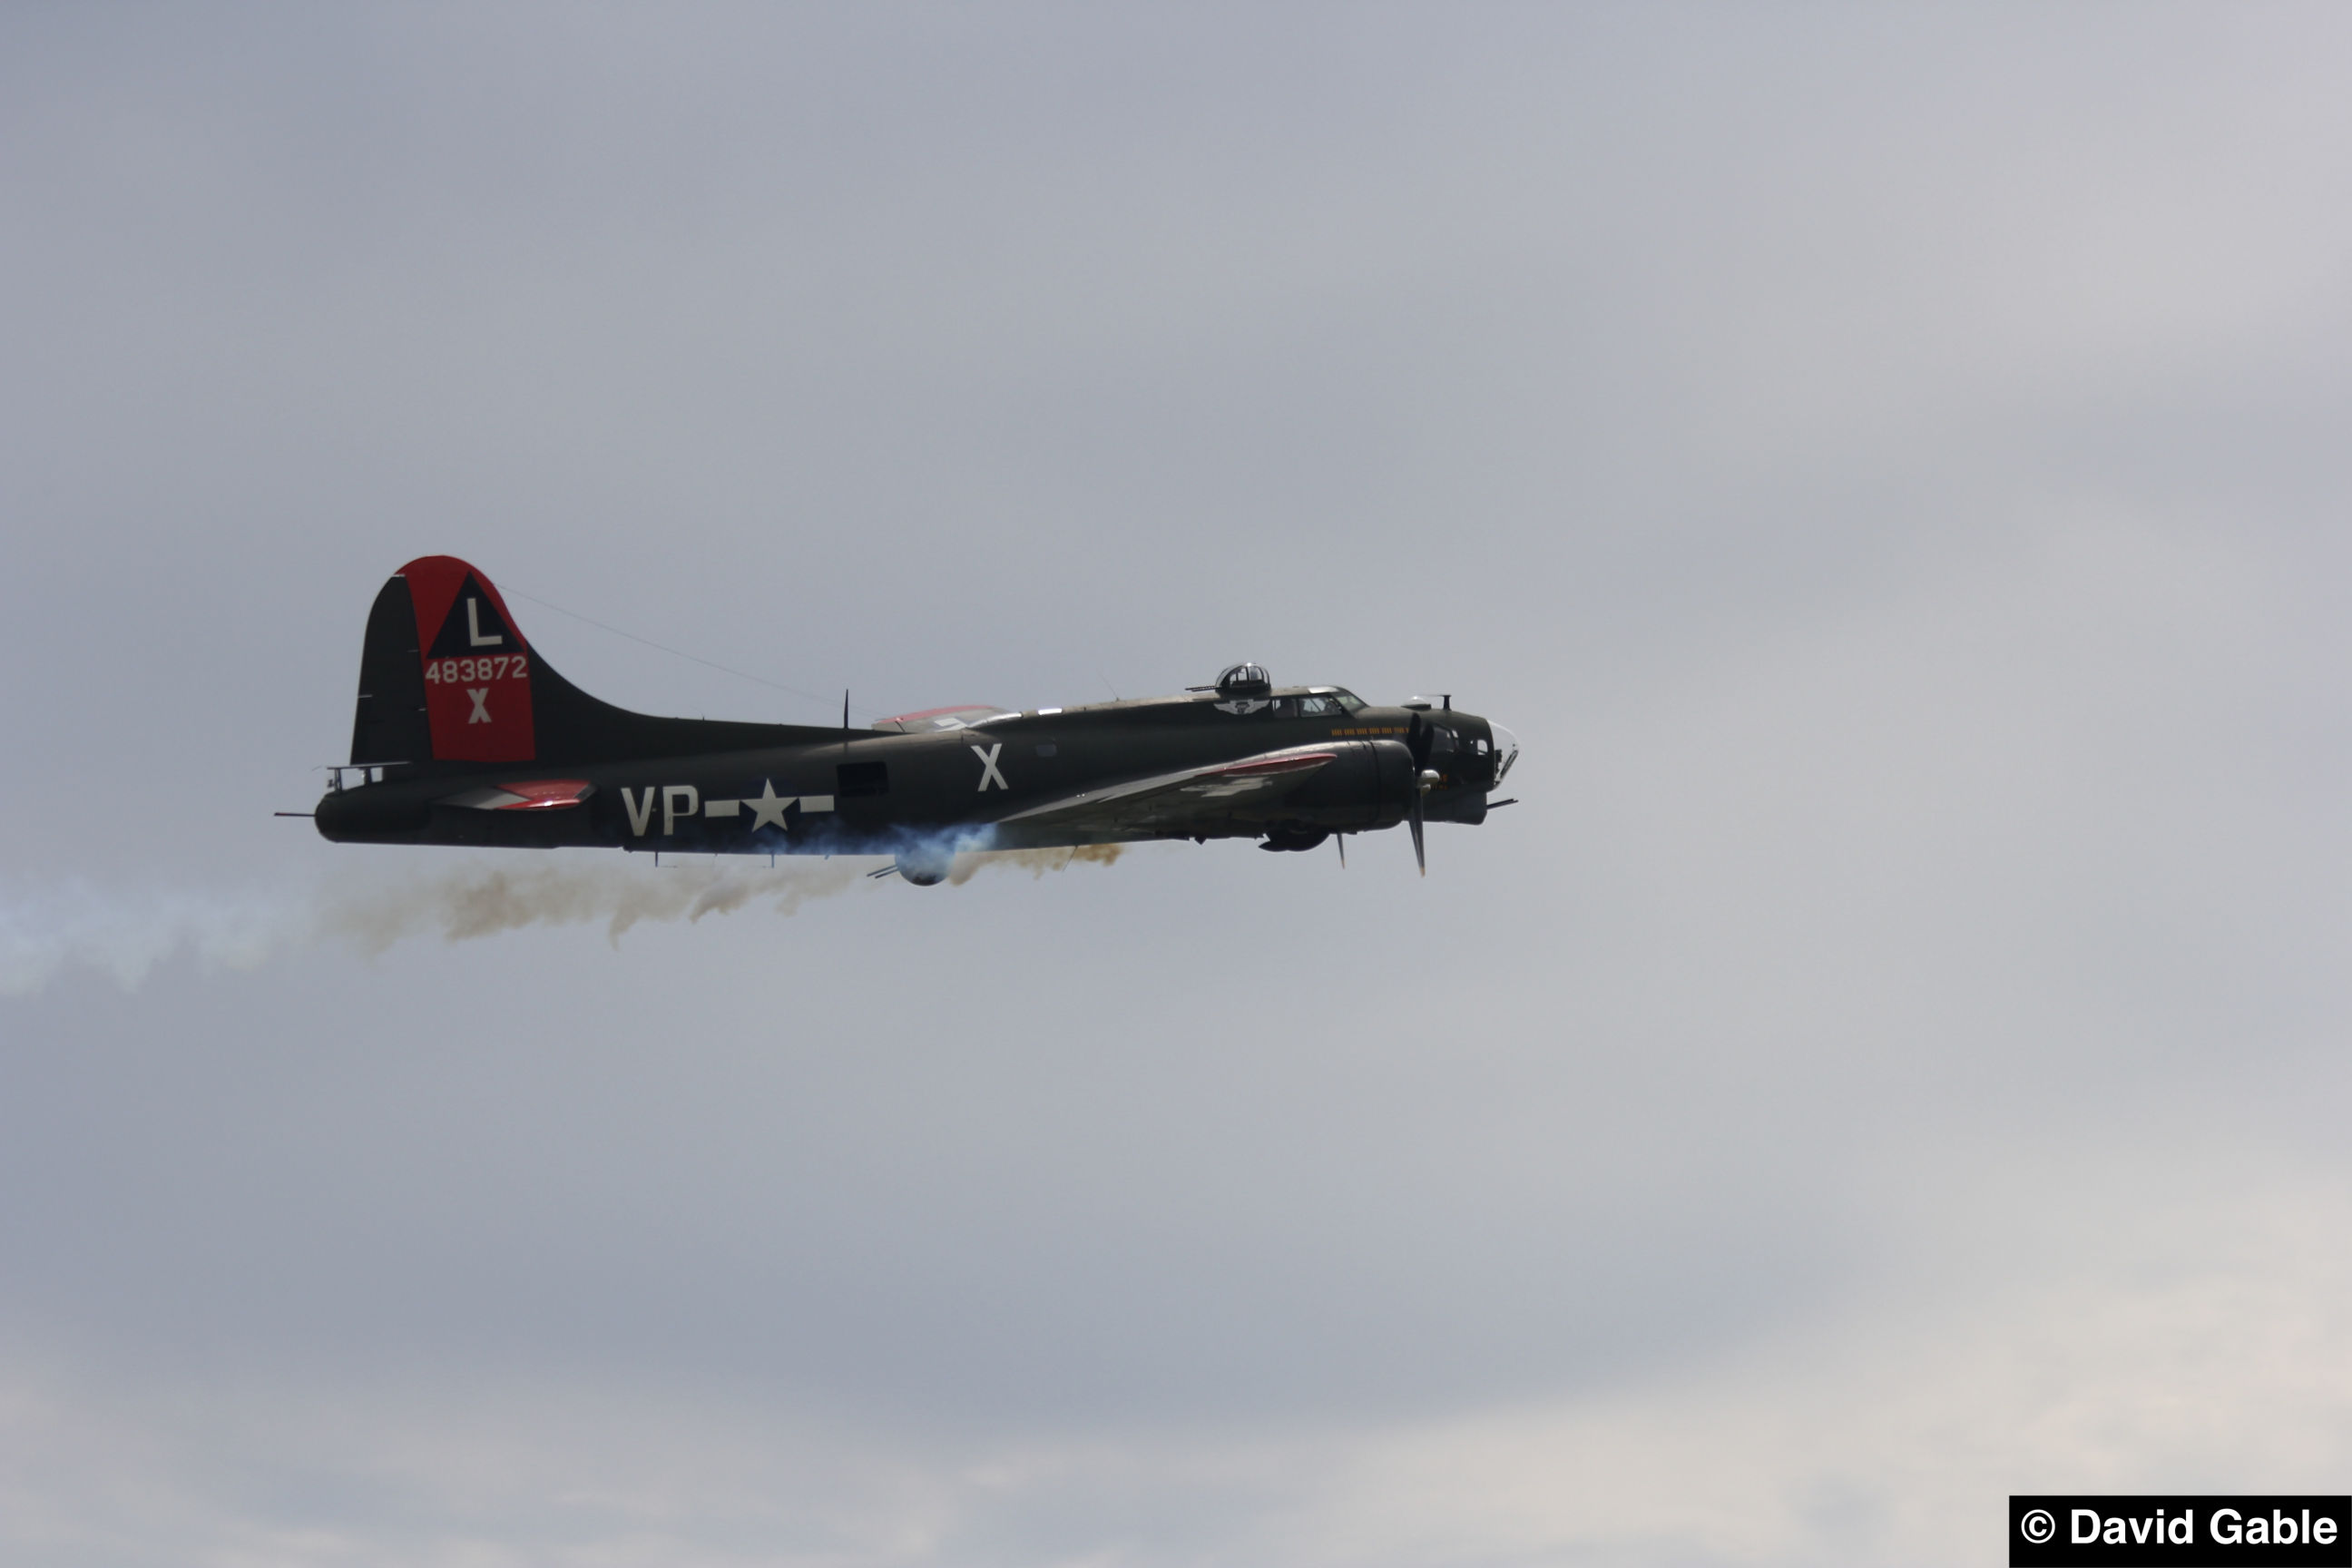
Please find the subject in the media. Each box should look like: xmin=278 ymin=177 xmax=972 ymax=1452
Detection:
xmin=1337 ymin=833 xmax=1346 ymax=868
xmin=1407 ymin=759 xmax=1441 ymax=877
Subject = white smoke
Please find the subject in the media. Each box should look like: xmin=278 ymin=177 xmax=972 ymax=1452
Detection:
xmin=0 ymin=846 xmax=1126 ymax=996
xmin=0 ymin=882 xmax=303 ymax=996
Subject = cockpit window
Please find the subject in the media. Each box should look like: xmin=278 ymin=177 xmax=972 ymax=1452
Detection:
xmin=1220 ymin=690 xmax=1369 ymax=718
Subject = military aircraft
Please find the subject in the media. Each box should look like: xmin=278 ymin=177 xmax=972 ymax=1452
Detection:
xmin=311 ymin=556 xmax=1518 ymax=884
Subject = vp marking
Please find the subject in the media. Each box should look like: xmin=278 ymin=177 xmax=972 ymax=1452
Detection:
xmin=620 ymin=779 xmax=836 ymax=837
xmin=466 ymin=688 xmax=492 ymax=724
xmin=972 ymin=742 xmax=1008 ymax=792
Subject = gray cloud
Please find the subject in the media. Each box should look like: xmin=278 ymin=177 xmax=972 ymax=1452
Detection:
xmin=5 ymin=5 xmax=2351 ymax=1563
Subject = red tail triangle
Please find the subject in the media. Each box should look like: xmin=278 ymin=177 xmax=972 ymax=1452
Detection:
xmin=399 ymin=555 xmax=536 ymax=763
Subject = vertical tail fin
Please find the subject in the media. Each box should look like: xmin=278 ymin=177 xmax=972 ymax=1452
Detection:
xmin=347 ymin=555 xmax=838 ymax=772
xmin=350 ymin=556 xmax=537 ymax=767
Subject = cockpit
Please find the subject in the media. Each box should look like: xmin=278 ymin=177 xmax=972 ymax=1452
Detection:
xmin=1208 ymin=683 xmax=1367 ymax=718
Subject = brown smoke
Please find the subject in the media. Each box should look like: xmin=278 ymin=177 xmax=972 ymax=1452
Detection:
xmin=319 ymin=844 xmax=1126 ymax=952
xmin=946 ymin=843 xmax=1126 ymax=885
xmin=0 ymin=846 xmax=1132 ymax=994
xmin=320 ymin=858 xmax=868 ymax=952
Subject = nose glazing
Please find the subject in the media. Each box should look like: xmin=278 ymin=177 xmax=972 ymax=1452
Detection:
xmin=1487 ymin=721 xmax=1521 ymax=789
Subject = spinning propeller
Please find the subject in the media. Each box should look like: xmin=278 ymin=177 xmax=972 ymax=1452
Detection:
xmin=1406 ymin=713 xmax=1440 ymax=877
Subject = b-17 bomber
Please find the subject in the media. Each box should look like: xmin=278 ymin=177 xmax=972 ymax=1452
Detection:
xmin=313 ymin=556 xmax=1519 ymax=883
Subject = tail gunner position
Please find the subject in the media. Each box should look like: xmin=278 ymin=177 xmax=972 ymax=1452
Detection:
xmin=314 ymin=556 xmax=1519 ymax=884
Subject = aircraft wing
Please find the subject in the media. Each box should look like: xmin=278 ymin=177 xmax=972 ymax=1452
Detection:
xmin=995 ymin=745 xmax=1338 ymax=836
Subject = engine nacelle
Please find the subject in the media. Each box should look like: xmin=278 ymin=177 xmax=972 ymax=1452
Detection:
xmin=1279 ymin=739 xmax=1416 ymax=830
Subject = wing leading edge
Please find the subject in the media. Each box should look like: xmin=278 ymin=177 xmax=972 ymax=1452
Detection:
xmin=997 ymin=746 xmax=1337 ymax=836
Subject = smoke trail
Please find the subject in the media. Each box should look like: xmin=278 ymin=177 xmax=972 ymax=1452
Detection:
xmin=0 ymin=882 xmax=305 ymax=997
xmin=2 ymin=843 xmax=1131 ymax=995
xmin=947 ymin=843 xmax=1125 ymax=884
xmin=318 ymin=858 xmax=868 ymax=953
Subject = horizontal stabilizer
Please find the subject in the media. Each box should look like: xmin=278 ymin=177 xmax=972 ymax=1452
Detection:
xmin=439 ymin=779 xmax=597 ymax=811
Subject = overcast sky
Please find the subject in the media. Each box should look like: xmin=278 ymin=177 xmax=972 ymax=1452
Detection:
xmin=5 ymin=5 xmax=2352 ymax=1564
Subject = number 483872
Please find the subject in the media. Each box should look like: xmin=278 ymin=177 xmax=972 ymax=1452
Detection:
xmin=425 ymin=655 xmax=528 ymax=684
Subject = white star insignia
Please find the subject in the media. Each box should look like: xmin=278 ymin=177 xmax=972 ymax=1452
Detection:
xmin=746 ymin=779 xmax=794 ymax=831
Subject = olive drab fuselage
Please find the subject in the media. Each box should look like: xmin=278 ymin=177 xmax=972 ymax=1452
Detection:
xmin=314 ymin=557 xmax=1519 ymax=872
